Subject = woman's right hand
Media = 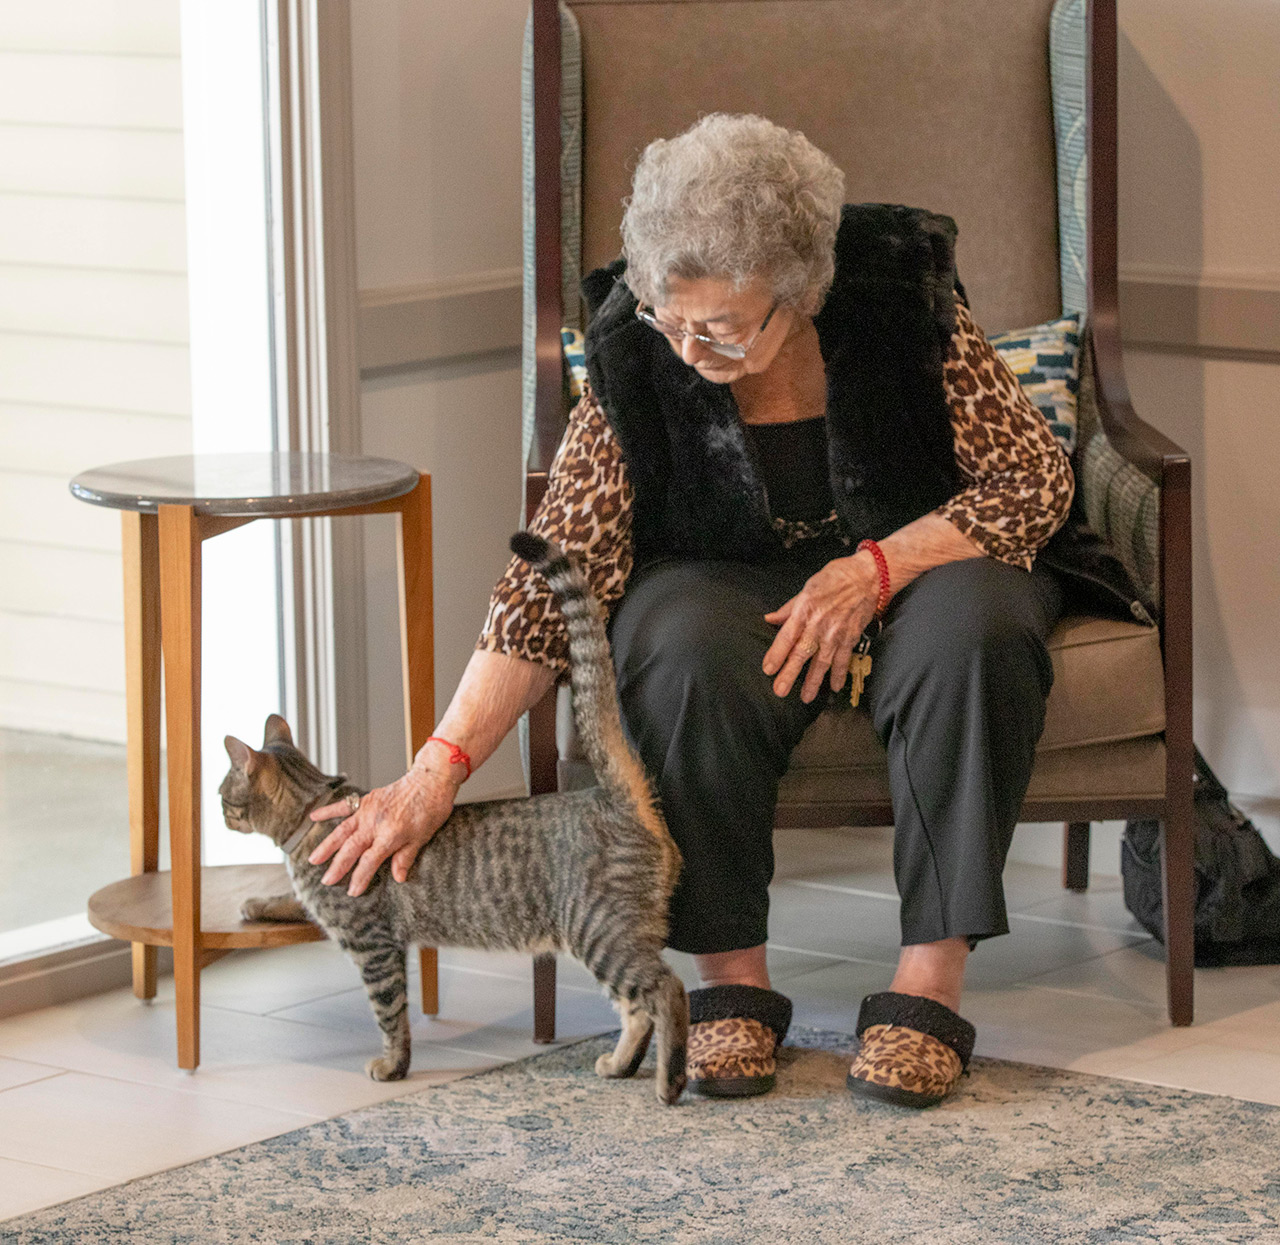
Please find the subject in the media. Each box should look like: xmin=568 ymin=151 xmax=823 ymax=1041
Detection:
xmin=307 ymin=765 xmax=460 ymax=897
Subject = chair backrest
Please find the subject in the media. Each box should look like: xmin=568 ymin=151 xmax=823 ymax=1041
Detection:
xmin=568 ymin=0 xmax=1064 ymax=332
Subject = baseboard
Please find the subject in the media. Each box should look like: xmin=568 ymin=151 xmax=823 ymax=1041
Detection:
xmin=0 ymin=937 xmax=172 ymax=1022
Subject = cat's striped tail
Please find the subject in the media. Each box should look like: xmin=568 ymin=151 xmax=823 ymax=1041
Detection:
xmin=509 ymin=532 xmax=661 ymax=833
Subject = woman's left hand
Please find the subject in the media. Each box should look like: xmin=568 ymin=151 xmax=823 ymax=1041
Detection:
xmin=763 ymin=553 xmax=879 ymax=702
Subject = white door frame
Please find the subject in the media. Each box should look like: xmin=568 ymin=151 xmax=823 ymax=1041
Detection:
xmin=180 ymin=0 xmax=366 ymax=866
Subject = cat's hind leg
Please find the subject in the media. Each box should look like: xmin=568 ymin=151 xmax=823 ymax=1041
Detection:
xmin=596 ymin=1000 xmax=653 ymax=1080
xmin=596 ymin=948 xmax=688 ymax=1106
xmin=351 ymin=943 xmax=411 ymax=1081
xmin=645 ymin=966 xmax=689 ymax=1106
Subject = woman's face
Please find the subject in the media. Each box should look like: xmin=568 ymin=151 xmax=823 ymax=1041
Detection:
xmin=650 ymin=276 xmax=796 ymax=384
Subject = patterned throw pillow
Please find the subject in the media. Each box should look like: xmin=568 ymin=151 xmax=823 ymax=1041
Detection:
xmin=561 ymin=327 xmax=587 ymax=401
xmin=988 ymin=314 xmax=1082 ymax=455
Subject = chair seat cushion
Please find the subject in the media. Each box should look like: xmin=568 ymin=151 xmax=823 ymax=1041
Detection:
xmin=731 ymin=613 xmax=1164 ymax=769
xmin=559 ymin=613 xmax=1165 ymax=803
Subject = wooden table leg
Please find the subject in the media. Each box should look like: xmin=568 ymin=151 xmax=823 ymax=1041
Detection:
xmin=159 ymin=505 xmax=203 ymax=1070
xmin=123 ymin=512 xmax=162 ymax=1000
xmin=394 ymin=476 xmax=440 ymax=1016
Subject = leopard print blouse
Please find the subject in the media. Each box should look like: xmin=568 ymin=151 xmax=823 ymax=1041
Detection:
xmin=479 ymin=302 xmax=1074 ymax=674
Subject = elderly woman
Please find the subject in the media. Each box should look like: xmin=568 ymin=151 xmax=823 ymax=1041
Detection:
xmin=312 ymin=114 xmax=1076 ymax=1107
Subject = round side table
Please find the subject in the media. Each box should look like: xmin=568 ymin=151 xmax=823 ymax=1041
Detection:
xmin=70 ymin=452 xmax=438 ymax=1070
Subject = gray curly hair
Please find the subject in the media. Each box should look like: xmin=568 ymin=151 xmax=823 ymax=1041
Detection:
xmin=621 ymin=114 xmax=845 ymax=316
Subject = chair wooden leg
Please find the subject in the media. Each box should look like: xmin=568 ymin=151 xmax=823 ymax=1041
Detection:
xmin=1163 ymin=776 xmax=1196 ymax=1027
xmin=159 ymin=505 xmax=203 ymax=1070
xmin=1062 ymin=822 xmax=1091 ymax=892
xmin=1161 ymin=456 xmax=1195 ymax=1026
xmin=396 ymin=475 xmax=439 ymax=1025
xmin=533 ymin=952 xmax=557 ymax=1043
xmin=418 ymin=947 xmax=439 ymax=1015
xmin=123 ymin=512 xmax=162 ymax=1000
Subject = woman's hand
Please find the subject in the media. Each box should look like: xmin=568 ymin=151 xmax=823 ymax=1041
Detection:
xmin=762 ymin=552 xmax=879 ymax=702
xmin=307 ymin=765 xmax=460 ymax=897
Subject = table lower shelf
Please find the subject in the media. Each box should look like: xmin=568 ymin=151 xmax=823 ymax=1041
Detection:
xmin=87 ymin=863 xmax=326 ymax=950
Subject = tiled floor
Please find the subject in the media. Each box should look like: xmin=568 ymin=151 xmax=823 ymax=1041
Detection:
xmin=3 ymin=824 xmax=1280 ymax=1222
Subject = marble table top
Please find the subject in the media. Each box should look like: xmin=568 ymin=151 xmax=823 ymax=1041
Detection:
xmin=69 ymin=452 xmax=420 ymax=517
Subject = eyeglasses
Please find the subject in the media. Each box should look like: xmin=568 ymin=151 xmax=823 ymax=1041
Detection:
xmin=634 ymin=298 xmax=779 ymax=360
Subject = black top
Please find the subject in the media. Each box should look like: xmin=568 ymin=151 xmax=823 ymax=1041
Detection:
xmin=743 ymin=417 xmax=834 ymax=524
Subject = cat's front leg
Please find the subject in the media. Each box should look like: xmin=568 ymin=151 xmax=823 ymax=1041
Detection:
xmin=353 ymin=943 xmax=411 ymax=1081
xmin=240 ymin=893 xmax=309 ymax=923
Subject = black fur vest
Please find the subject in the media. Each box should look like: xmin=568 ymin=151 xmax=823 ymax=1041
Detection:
xmin=583 ymin=203 xmax=963 ymax=567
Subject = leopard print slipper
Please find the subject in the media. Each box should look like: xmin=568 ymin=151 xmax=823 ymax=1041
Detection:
xmin=686 ymin=985 xmax=792 ymax=1098
xmin=846 ymin=991 xmax=976 ymax=1109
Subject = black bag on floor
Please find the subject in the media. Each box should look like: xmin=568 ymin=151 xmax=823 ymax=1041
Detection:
xmin=1122 ymin=749 xmax=1280 ymax=967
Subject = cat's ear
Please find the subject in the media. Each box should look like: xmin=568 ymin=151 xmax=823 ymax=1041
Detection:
xmin=263 ymin=714 xmax=294 ymax=746
xmin=224 ymin=735 xmax=261 ymax=774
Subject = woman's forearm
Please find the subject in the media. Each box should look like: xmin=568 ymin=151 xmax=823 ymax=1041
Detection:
xmin=412 ymin=649 xmax=556 ymax=782
xmin=875 ymin=512 xmax=986 ymax=604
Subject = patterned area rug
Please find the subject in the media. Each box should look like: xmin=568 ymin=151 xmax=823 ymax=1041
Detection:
xmin=5 ymin=1028 xmax=1280 ymax=1244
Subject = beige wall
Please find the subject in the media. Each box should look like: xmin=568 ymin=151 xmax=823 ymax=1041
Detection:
xmin=350 ymin=1 xmax=1280 ymax=858
xmin=0 ymin=0 xmax=191 ymax=743
xmin=1119 ymin=0 xmax=1280 ymax=848
xmin=352 ymin=0 xmax=528 ymax=799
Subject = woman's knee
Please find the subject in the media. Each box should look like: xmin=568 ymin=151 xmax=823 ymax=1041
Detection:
xmin=879 ymin=558 xmax=1056 ymax=700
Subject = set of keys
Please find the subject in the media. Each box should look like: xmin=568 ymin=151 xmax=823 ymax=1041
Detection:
xmin=847 ymin=632 xmax=873 ymax=707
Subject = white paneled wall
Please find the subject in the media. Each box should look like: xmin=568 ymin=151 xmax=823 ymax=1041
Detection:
xmin=0 ymin=0 xmax=191 ymax=742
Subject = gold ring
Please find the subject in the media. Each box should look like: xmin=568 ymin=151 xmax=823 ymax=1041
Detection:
xmin=798 ymin=638 xmax=820 ymax=658
xmin=345 ymin=792 xmax=362 ymax=814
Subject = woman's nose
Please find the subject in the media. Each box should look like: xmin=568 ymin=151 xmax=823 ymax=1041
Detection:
xmin=678 ymin=334 xmax=709 ymax=366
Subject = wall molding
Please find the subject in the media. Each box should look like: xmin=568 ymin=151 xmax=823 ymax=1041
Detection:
xmin=1119 ymin=269 xmax=1280 ymax=361
xmin=0 ymin=937 xmax=164 ymax=1021
xmin=358 ymin=268 xmax=1277 ymax=373
xmin=357 ymin=269 xmax=521 ymax=374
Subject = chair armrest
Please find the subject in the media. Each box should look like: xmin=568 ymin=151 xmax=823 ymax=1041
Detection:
xmin=1089 ymin=310 xmax=1190 ymax=483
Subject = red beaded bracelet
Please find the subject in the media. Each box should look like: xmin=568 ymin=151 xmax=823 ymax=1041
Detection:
xmin=857 ymin=539 xmax=892 ymax=618
xmin=425 ymin=736 xmax=473 ymax=782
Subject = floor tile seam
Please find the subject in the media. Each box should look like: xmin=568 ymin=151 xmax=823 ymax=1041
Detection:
xmin=0 ymin=1064 xmax=332 ymax=1120
xmin=780 ymin=879 xmax=1148 ymax=940
xmin=774 ymin=881 xmax=899 ymax=903
xmin=0 ymin=1150 xmax=106 ymax=1182
xmin=423 ymin=1032 xmax=616 ymax=1065
xmin=764 ymin=941 xmax=898 ymax=967
xmin=1013 ymin=941 xmax=1160 ymax=988
xmin=46 ymin=1122 xmax=328 ymax=1190
xmin=1006 ymin=910 xmax=1155 ymax=938
xmin=0 ymin=1060 xmax=69 ymax=1090
xmin=1134 ymin=1034 xmax=1280 ymax=1063
xmin=1004 ymin=979 xmax=1168 ymax=1016
xmin=1101 ymin=1059 xmax=1280 ymax=1108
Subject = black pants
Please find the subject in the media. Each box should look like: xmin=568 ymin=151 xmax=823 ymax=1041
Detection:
xmin=608 ymin=549 xmax=1064 ymax=956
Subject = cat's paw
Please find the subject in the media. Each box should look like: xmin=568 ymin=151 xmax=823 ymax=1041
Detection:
xmin=239 ymin=897 xmax=268 ymax=922
xmin=657 ymin=1073 xmax=687 ymax=1106
xmin=366 ymin=1055 xmax=409 ymax=1082
xmin=595 ymin=1052 xmax=624 ymax=1079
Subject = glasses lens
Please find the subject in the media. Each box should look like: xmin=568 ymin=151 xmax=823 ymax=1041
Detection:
xmin=707 ymin=340 xmax=747 ymax=359
xmin=637 ymin=306 xmax=748 ymax=358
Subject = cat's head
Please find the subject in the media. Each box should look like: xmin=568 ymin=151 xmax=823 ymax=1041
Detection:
xmin=219 ymin=714 xmax=347 ymax=848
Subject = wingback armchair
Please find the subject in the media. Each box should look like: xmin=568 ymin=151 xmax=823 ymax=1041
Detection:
xmin=517 ymin=0 xmax=1194 ymax=1041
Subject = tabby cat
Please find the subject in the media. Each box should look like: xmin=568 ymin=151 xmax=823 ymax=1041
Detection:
xmin=219 ymin=533 xmax=688 ymax=1104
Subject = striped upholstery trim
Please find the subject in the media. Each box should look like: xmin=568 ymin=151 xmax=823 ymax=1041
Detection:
xmin=521 ymin=2 xmax=583 ymax=473
xmin=1050 ymin=0 xmax=1088 ymax=316
xmin=1074 ymin=328 xmax=1161 ymax=610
